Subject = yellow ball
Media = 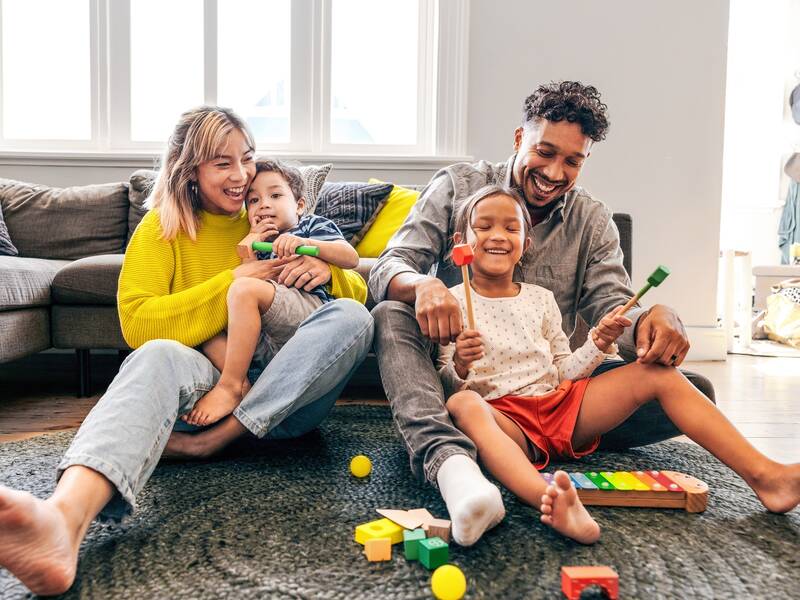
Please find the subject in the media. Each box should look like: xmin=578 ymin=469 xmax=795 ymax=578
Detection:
xmin=349 ymin=454 xmax=372 ymax=478
xmin=431 ymin=564 xmax=466 ymax=600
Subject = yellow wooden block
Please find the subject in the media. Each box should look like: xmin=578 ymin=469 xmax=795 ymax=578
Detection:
xmin=354 ymin=518 xmax=404 ymax=545
xmin=364 ymin=537 xmax=392 ymax=561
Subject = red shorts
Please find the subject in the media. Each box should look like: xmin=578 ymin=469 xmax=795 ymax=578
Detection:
xmin=487 ymin=378 xmax=599 ymax=470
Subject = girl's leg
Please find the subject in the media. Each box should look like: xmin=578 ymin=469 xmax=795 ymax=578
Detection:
xmin=573 ymin=363 xmax=800 ymax=513
xmin=447 ymin=391 xmax=600 ymax=544
xmin=184 ymin=278 xmax=275 ymax=426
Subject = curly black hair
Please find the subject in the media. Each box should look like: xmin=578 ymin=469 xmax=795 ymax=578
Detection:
xmin=523 ymin=81 xmax=609 ymax=142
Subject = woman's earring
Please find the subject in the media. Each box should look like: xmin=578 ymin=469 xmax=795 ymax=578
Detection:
xmin=189 ymin=181 xmax=199 ymax=207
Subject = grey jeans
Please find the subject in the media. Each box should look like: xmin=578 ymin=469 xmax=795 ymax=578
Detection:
xmin=372 ymin=301 xmax=716 ymax=485
xmin=58 ymin=299 xmax=373 ymax=520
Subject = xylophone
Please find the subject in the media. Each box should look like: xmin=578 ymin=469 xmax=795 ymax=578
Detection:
xmin=541 ymin=470 xmax=709 ymax=513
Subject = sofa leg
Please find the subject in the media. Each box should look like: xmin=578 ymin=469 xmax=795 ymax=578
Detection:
xmin=77 ymin=349 xmax=91 ymax=397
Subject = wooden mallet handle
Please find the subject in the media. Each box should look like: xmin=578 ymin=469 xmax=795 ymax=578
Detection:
xmin=452 ymin=244 xmax=476 ymax=329
xmin=620 ymin=265 xmax=671 ymax=316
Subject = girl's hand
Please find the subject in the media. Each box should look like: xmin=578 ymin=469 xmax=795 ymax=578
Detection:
xmin=453 ymin=329 xmax=484 ymax=379
xmin=277 ymin=255 xmax=332 ymax=291
xmin=249 ymin=218 xmax=280 ymax=242
xmin=272 ymin=233 xmax=310 ymax=258
xmin=233 ymin=256 xmax=294 ymax=281
xmin=592 ymin=306 xmax=632 ymax=352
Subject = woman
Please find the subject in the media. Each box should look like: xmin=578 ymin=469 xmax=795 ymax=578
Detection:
xmin=0 ymin=106 xmax=373 ymax=595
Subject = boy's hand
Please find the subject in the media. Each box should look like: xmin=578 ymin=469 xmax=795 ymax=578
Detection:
xmin=249 ymin=218 xmax=280 ymax=242
xmin=453 ymin=329 xmax=484 ymax=379
xmin=272 ymin=233 xmax=310 ymax=258
xmin=592 ymin=306 xmax=632 ymax=353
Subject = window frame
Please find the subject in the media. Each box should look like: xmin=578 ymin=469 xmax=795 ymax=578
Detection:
xmin=0 ymin=0 xmax=469 ymax=159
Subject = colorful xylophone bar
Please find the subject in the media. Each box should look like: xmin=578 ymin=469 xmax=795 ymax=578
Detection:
xmin=541 ymin=470 xmax=709 ymax=513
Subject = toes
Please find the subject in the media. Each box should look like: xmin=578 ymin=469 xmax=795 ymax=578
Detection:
xmin=541 ymin=493 xmax=553 ymax=506
xmin=540 ymin=514 xmax=552 ymax=526
xmin=545 ymin=484 xmax=558 ymax=499
xmin=554 ymin=470 xmax=572 ymax=491
xmin=540 ymin=503 xmax=552 ymax=515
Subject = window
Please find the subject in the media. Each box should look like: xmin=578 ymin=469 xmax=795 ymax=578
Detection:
xmin=0 ymin=0 xmax=467 ymax=157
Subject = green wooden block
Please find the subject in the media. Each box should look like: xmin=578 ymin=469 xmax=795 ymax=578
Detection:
xmin=403 ymin=528 xmax=427 ymax=560
xmin=418 ymin=536 xmax=449 ymax=570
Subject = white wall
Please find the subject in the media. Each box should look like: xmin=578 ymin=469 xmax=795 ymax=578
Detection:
xmin=0 ymin=0 xmax=731 ymax=354
xmin=467 ymin=0 xmax=729 ymax=348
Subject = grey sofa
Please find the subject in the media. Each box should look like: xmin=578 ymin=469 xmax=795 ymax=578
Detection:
xmin=0 ymin=171 xmax=632 ymax=396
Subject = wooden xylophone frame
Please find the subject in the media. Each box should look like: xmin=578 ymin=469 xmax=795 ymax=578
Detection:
xmin=543 ymin=470 xmax=709 ymax=513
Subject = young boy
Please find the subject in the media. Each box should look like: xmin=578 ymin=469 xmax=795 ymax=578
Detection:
xmin=182 ymin=159 xmax=359 ymax=426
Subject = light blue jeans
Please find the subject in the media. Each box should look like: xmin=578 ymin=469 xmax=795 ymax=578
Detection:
xmin=57 ymin=299 xmax=373 ymax=520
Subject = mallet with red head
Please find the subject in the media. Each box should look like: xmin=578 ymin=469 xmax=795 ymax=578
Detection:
xmin=452 ymin=244 xmax=476 ymax=330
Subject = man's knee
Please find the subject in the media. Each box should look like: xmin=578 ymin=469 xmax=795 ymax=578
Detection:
xmin=372 ymin=300 xmax=415 ymax=331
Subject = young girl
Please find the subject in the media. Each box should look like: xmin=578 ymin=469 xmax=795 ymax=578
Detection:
xmin=182 ymin=159 xmax=359 ymax=426
xmin=438 ymin=184 xmax=799 ymax=544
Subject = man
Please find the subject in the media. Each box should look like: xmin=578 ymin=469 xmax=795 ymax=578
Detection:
xmin=368 ymin=81 xmax=714 ymax=546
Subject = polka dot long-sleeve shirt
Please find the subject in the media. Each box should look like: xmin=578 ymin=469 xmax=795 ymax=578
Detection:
xmin=437 ymin=282 xmax=606 ymax=400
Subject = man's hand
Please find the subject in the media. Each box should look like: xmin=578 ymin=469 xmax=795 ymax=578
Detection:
xmin=415 ymin=278 xmax=463 ymax=345
xmin=277 ymin=255 xmax=332 ymax=291
xmin=635 ymin=304 xmax=689 ymax=366
xmin=453 ymin=329 xmax=484 ymax=379
xmin=592 ymin=306 xmax=632 ymax=353
xmin=271 ymin=233 xmax=309 ymax=258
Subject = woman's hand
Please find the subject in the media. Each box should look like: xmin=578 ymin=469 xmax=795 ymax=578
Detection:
xmin=453 ymin=329 xmax=484 ymax=379
xmin=592 ymin=306 xmax=632 ymax=353
xmin=233 ymin=256 xmax=294 ymax=281
xmin=277 ymin=255 xmax=332 ymax=291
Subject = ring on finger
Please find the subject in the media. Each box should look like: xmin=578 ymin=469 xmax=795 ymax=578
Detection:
xmin=670 ymin=353 xmax=678 ymax=365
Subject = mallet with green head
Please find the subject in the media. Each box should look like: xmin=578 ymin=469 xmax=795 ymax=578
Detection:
xmin=620 ymin=265 xmax=670 ymax=315
xmin=251 ymin=241 xmax=320 ymax=257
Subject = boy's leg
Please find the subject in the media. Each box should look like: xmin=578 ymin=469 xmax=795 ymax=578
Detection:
xmin=201 ymin=332 xmax=228 ymax=373
xmin=573 ymin=363 xmax=800 ymax=513
xmin=184 ymin=278 xmax=275 ymax=426
xmin=0 ymin=339 xmax=216 ymax=595
xmin=372 ymin=301 xmax=505 ymax=546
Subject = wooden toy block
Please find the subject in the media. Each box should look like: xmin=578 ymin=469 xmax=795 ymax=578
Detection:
xmin=236 ymin=233 xmax=261 ymax=260
xmin=451 ymin=244 xmax=474 ymax=266
xmin=561 ymin=566 xmax=619 ymax=600
xmin=406 ymin=508 xmax=435 ymax=527
xmin=364 ymin=537 xmax=392 ymax=562
xmin=418 ymin=537 xmax=449 ymax=570
xmin=354 ymin=518 xmax=404 ymax=545
xmin=376 ymin=508 xmax=425 ymax=530
xmin=544 ymin=470 xmax=709 ymax=512
xmin=423 ymin=518 xmax=452 ymax=543
xmin=403 ymin=528 xmax=427 ymax=560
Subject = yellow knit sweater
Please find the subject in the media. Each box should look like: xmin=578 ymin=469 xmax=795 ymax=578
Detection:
xmin=118 ymin=210 xmax=368 ymax=349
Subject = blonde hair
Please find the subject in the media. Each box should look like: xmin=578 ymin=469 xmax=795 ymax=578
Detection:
xmin=147 ymin=106 xmax=255 ymax=241
xmin=449 ymin=184 xmax=531 ymax=263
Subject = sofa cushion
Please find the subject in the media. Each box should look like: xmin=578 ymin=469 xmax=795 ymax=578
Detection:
xmin=314 ymin=182 xmax=393 ymax=243
xmin=0 ymin=308 xmax=50 ymax=362
xmin=0 ymin=256 xmax=71 ymax=311
xmin=0 ymin=178 xmax=129 ymax=259
xmin=0 ymin=201 xmax=18 ymax=256
xmin=52 ymin=254 xmax=124 ymax=305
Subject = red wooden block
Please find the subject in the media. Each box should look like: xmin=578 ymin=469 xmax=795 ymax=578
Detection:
xmin=561 ymin=566 xmax=619 ymax=600
xmin=452 ymin=244 xmax=474 ymax=266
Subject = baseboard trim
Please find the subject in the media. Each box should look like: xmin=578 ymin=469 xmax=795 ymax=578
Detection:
xmin=685 ymin=326 xmax=727 ymax=361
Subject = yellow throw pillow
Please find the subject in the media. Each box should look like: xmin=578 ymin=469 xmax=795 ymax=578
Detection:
xmin=354 ymin=179 xmax=420 ymax=258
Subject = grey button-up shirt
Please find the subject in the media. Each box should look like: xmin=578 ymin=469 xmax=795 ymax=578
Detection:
xmin=368 ymin=155 xmax=645 ymax=360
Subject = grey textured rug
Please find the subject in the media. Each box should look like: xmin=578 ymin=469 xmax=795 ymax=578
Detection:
xmin=0 ymin=405 xmax=797 ymax=599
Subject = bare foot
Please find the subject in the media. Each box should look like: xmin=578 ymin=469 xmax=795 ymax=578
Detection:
xmin=750 ymin=463 xmax=800 ymax=513
xmin=163 ymin=416 xmax=249 ymax=460
xmin=0 ymin=487 xmax=78 ymax=595
xmin=539 ymin=470 xmax=601 ymax=544
xmin=181 ymin=379 xmax=243 ymax=427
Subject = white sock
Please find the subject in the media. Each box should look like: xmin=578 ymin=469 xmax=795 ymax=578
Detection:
xmin=436 ymin=454 xmax=505 ymax=546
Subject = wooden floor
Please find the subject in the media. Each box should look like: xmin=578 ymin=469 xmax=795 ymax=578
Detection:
xmin=0 ymin=352 xmax=797 ymax=462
